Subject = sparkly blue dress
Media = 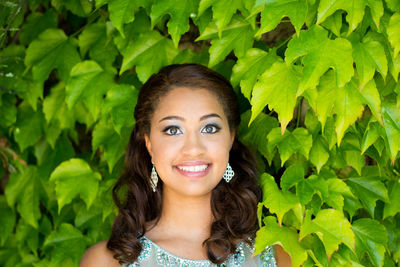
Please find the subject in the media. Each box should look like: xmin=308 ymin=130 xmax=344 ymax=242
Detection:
xmin=124 ymin=236 xmax=277 ymax=266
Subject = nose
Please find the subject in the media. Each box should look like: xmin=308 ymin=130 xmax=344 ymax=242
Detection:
xmin=181 ymin=132 xmax=206 ymax=157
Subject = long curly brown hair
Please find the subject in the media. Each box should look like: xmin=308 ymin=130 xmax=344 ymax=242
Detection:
xmin=107 ymin=64 xmax=262 ymax=264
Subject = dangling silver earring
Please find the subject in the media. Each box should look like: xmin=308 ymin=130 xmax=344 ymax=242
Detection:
xmin=223 ymin=163 xmax=234 ymax=183
xmin=151 ymin=165 xmax=158 ymax=192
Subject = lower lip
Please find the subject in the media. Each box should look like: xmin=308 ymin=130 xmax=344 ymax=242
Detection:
xmin=175 ymin=165 xmax=211 ymax=178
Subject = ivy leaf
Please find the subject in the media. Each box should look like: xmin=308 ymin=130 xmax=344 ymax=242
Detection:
xmin=13 ymin=102 xmax=44 ymax=151
xmin=25 ymin=28 xmax=80 ymax=83
xmin=325 ymin=178 xmax=354 ymax=211
xmin=0 ymin=93 xmax=17 ymax=127
xmin=0 ymin=196 xmax=15 ymax=246
xmin=108 ymin=0 xmax=147 ymax=37
xmin=309 ymin=135 xmax=330 ymax=173
xmin=120 ymin=30 xmax=178 ymax=82
xmin=4 ymin=166 xmax=41 ymax=229
xmin=360 ymin=79 xmax=382 ymax=124
xmin=78 ymin=23 xmax=118 ymax=69
xmin=53 ymin=0 xmax=93 ymax=17
xmin=260 ymin=173 xmax=300 ymax=224
xmin=196 ymin=16 xmax=255 ymax=67
xmin=352 ymin=218 xmax=388 ymax=267
xmin=198 ymin=0 xmax=248 ymax=37
xmin=151 ymin=0 xmax=198 ymax=47
xmin=19 ymin=10 xmax=58 ymax=46
xmin=66 ymin=60 xmax=115 ymax=119
xmin=382 ymin=101 xmax=400 ymax=163
xmin=297 ymin=175 xmax=328 ymax=205
xmin=250 ymin=61 xmax=301 ymax=133
xmin=43 ymin=223 xmax=88 ymax=265
xmin=352 ymin=38 xmax=388 ymax=89
xmin=255 ymin=216 xmax=307 ymax=267
xmin=267 ymin=127 xmax=313 ymax=166
xmin=383 ymin=180 xmax=400 ymax=219
xmin=300 ymin=209 xmax=355 ymax=257
xmin=361 ymin=120 xmax=384 ymax=154
xmin=304 ymin=71 xmax=337 ymax=131
xmin=347 ymin=176 xmax=390 ymax=217
xmin=285 ymin=25 xmax=353 ymax=93
xmin=317 ymin=0 xmax=383 ymax=34
xmin=334 ymin=78 xmax=365 ymax=146
xmin=281 ymin=164 xmax=304 ymax=192
xmin=92 ymin=120 xmax=129 ymax=172
xmin=49 ymin=158 xmax=102 ymax=212
xmin=43 ymin=82 xmax=75 ymax=132
xmin=103 ymin=84 xmax=138 ymax=134
xmin=387 ymin=12 xmax=400 ymax=58
xmin=238 ymin=110 xmax=279 ymax=164
xmin=231 ymin=48 xmax=279 ymax=100
xmin=255 ymin=0 xmax=307 ymax=36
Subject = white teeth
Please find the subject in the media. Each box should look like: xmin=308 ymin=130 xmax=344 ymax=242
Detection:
xmin=177 ymin=165 xmax=208 ymax=172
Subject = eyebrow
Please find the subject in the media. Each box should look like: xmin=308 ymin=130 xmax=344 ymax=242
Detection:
xmin=158 ymin=113 xmax=221 ymax=123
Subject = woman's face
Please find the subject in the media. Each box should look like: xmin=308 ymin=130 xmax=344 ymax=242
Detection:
xmin=145 ymin=87 xmax=234 ymax=198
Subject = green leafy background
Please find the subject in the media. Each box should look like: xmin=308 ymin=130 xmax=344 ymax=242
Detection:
xmin=1 ymin=0 xmax=399 ymax=266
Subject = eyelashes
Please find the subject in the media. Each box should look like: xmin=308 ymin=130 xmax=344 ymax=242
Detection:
xmin=162 ymin=124 xmax=221 ymax=136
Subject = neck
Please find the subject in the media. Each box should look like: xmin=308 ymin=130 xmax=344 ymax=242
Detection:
xmin=154 ymin=189 xmax=213 ymax=241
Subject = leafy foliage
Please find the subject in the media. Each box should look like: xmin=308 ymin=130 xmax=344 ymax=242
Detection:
xmin=0 ymin=0 xmax=399 ymax=266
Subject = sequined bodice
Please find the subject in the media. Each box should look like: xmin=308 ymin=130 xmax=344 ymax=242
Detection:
xmin=124 ymin=236 xmax=277 ymax=267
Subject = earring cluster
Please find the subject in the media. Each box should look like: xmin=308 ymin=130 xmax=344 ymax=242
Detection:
xmin=223 ymin=163 xmax=234 ymax=183
xmin=151 ymin=165 xmax=158 ymax=192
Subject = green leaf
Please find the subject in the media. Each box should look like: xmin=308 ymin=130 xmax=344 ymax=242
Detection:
xmin=360 ymin=79 xmax=382 ymax=124
xmin=309 ymin=135 xmax=329 ymax=173
xmin=304 ymin=71 xmax=337 ymax=131
xmin=78 ymin=23 xmax=118 ymax=69
xmin=320 ymin=10 xmax=342 ymax=36
xmin=317 ymin=0 xmax=383 ymax=34
xmin=300 ymin=209 xmax=355 ymax=257
xmin=383 ymin=180 xmax=400 ymax=219
xmin=49 ymin=158 xmax=102 ymax=212
xmin=334 ymin=78 xmax=365 ymax=145
xmin=352 ymin=218 xmax=388 ymax=267
xmin=198 ymin=0 xmax=248 ymax=37
xmin=352 ymin=38 xmax=388 ymax=89
xmin=382 ymin=101 xmax=400 ymax=163
xmin=151 ymin=0 xmax=198 ymax=47
xmin=120 ymin=30 xmax=178 ymax=82
xmin=387 ymin=12 xmax=400 ymax=58
xmin=4 ymin=166 xmax=41 ymax=228
xmin=66 ymin=60 xmax=115 ymax=119
xmin=347 ymin=176 xmax=389 ymax=217
xmin=325 ymin=178 xmax=354 ymax=211
xmin=108 ymin=0 xmax=146 ymax=37
xmin=197 ymin=16 xmax=255 ymax=67
xmin=238 ymin=110 xmax=279 ymax=164
xmin=281 ymin=164 xmax=304 ymax=191
xmin=255 ymin=216 xmax=307 ymax=267
xmin=19 ymin=10 xmax=58 ymax=46
xmin=25 ymin=28 xmax=80 ymax=83
xmin=103 ymin=84 xmax=138 ymax=134
xmin=0 ymin=196 xmax=15 ymax=246
xmin=44 ymin=223 xmax=88 ymax=264
xmin=267 ymin=127 xmax=313 ymax=166
xmin=260 ymin=173 xmax=300 ymax=224
xmin=256 ymin=0 xmax=307 ymax=36
xmin=285 ymin=25 xmax=354 ymax=92
xmin=250 ymin=61 xmax=301 ymax=132
xmin=297 ymin=175 xmax=328 ymax=206
xmin=59 ymin=0 xmax=93 ymax=17
xmin=231 ymin=48 xmax=279 ymax=100
xmin=13 ymin=102 xmax=44 ymax=151
xmin=0 ymin=93 xmax=17 ymax=127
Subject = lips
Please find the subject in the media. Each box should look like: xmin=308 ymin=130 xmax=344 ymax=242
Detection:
xmin=175 ymin=162 xmax=211 ymax=177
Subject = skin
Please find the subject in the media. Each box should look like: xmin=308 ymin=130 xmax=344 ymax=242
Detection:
xmin=79 ymin=87 xmax=292 ymax=266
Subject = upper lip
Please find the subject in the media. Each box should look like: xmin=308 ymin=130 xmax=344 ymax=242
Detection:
xmin=176 ymin=161 xmax=210 ymax=166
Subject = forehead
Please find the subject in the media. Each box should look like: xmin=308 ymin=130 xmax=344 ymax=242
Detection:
xmin=151 ymin=87 xmax=226 ymax=121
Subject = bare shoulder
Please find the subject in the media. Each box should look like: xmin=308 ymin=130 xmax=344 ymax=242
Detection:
xmin=275 ymin=244 xmax=292 ymax=267
xmin=79 ymin=240 xmax=120 ymax=267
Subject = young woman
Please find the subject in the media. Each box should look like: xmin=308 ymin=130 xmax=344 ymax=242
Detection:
xmin=80 ymin=64 xmax=292 ymax=266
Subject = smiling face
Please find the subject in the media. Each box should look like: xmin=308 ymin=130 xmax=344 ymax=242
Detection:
xmin=144 ymin=87 xmax=234 ymax=198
